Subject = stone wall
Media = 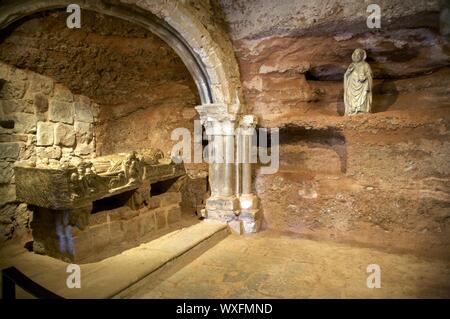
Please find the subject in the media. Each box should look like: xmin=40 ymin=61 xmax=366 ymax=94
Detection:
xmin=219 ymin=0 xmax=450 ymax=258
xmin=50 ymin=191 xmax=183 ymax=262
xmin=0 ymin=62 xmax=98 ymax=244
xmin=0 ymin=9 xmax=200 ymax=156
xmin=179 ymin=172 xmax=210 ymax=216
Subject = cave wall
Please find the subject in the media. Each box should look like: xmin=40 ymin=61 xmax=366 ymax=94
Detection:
xmin=220 ymin=0 xmax=450 ymax=257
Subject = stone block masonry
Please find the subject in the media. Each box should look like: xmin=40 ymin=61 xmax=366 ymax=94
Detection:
xmin=31 ymin=191 xmax=185 ymax=263
xmin=0 ymin=62 xmax=99 ymax=244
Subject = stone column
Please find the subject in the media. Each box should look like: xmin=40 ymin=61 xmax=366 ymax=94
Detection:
xmin=195 ymin=104 xmax=239 ymax=223
xmin=209 ymin=134 xmax=222 ymax=197
xmin=241 ymin=130 xmax=252 ymax=195
xmin=237 ymin=115 xmax=261 ymax=233
xmin=195 ymin=105 xmax=261 ymax=234
xmin=223 ymin=126 xmax=235 ymax=197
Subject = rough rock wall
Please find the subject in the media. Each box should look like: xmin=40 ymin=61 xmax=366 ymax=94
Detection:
xmin=0 ymin=62 xmax=98 ymax=243
xmin=220 ymin=0 xmax=450 ymax=257
xmin=0 ymin=9 xmax=200 ymax=156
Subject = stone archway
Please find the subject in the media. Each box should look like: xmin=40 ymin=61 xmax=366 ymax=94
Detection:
xmin=0 ymin=0 xmax=260 ymax=232
xmin=0 ymin=0 xmax=241 ymax=106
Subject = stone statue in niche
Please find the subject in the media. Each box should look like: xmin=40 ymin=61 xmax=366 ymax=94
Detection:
xmin=344 ymin=48 xmax=373 ymax=115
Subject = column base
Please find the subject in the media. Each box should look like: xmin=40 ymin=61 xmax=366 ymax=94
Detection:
xmin=203 ymin=195 xmax=240 ymax=223
xmin=225 ymin=209 xmax=261 ymax=235
xmin=238 ymin=194 xmax=261 ymax=234
xmin=239 ymin=209 xmax=262 ymax=234
xmin=203 ymin=195 xmax=262 ymax=234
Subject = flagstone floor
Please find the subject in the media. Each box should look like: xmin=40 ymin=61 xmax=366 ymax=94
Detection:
xmin=128 ymin=230 xmax=450 ymax=298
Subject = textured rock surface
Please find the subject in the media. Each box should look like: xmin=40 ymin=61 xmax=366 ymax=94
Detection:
xmin=54 ymin=123 xmax=75 ymax=147
xmin=0 ymin=10 xmax=200 ymax=156
xmin=48 ymin=101 xmax=74 ymax=125
xmin=36 ymin=122 xmax=54 ymax=146
xmin=0 ymin=203 xmax=31 ymax=242
xmin=0 ymin=62 xmax=98 ymax=243
xmin=219 ymin=0 xmax=450 ymax=257
xmin=220 ymin=0 xmax=441 ymax=40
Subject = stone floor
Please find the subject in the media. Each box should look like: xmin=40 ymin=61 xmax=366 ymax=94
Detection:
xmin=0 ymin=220 xmax=228 ymax=299
xmin=2 ymin=227 xmax=449 ymax=299
xmin=128 ymin=230 xmax=450 ymax=299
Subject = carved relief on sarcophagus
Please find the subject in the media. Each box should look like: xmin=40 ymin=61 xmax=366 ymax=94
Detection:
xmin=14 ymin=148 xmax=184 ymax=210
xmin=88 ymin=151 xmax=145 ymax=194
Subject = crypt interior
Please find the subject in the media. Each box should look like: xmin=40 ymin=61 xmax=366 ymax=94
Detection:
xmin=0 ymin=0 xmax=449 ymax=299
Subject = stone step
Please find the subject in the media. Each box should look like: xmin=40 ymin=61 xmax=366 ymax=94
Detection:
xmin=6 ymin=220 xmax=229 ymax=299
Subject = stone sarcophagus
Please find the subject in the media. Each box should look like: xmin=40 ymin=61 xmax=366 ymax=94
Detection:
xmin=15 ymin=151 xmax=184 ymax=210
xmin=14 ymin=149 xmax=186 ymax=262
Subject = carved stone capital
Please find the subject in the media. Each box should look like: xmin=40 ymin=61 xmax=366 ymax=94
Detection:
xmin=196 ymin=104 xmax=239 ymax=136
xmin=195 ymin=103 xmax=227 ymax=122
xmin=238 ymin=114 xmax=258 ymax=135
